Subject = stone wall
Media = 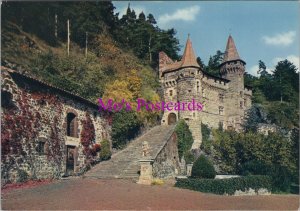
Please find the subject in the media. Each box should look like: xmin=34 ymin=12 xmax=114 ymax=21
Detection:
xmin=160 ymin=57 xmax=252 ymax=147
xmin=1 ymin=68 xmax=111 ymax=184
xmin=152 ymin=133 xmax=180 ymax=178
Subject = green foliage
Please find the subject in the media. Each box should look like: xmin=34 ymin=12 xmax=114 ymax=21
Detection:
xmin=242 ymin=160 xmax=294 ymax=192
xmin=175 ymin=120 xmax=194 ymax=159
xmin=204 ymin=50 xmax=224 ymax=77
xmin=212 ymin=129 xmax=296 ymax=175
xmin=100 ymin=139 xmax=112 ymax=161
xmin=240 ymin=160 xmax=271 ymax=176
xmin=243 ymin=104 xmax=268 ymax=132
xmin=200 ymin=123 xmax=211 ymax=154
xmin=111 ymin=109 xmax=142 ymax=149
xmin=175 ymin=175 xmax=272 ymax=195
xmin=211 ymin=128 xmax=297 ymax=192
xmin=183 ymin=151 xmax=195 ymax=164
xmin=17 ymin=169 xmax=29 ymax=183
xmin=191 ymin=154 xmax=216 ymax=179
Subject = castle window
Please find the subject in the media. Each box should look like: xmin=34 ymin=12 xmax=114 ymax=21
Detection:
xmin=36 ymin=138 xmax=46 ymax=155
xmin=67 ymin=113 xmax=78 ymax=137
xmin=240 ymin=101 xmax=243 ymax=109
xmin=240 ymin=91 xmax=243 ymax=97
xmin=219 ymin=94 xmax=224 ymax=103
xmin=169 ymin=90 xmax=173 ymax=96
xmin=219 ymin=106 xmax=224 ymax=115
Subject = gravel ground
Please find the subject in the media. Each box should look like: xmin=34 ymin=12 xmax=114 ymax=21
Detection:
xmin=1 ymin=178 xmax=299 ymax=210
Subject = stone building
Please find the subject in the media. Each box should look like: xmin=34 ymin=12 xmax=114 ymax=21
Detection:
xmin=159 ymin=35 xmax=252 ymax=149
xmin=1 ymin=67 xmax=111 ymax=183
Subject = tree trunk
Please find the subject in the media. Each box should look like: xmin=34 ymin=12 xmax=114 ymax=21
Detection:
xmin=67 ymin=19 xmax=70 ymax=56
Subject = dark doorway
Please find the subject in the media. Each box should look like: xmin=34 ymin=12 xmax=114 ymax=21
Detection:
xmin=67 ymin=113 xmax=77 ymax=137
xmin=66 ymin=145 xmax=75 ymax=176
xmin=168 ymin=113 xmax=177 ymax=125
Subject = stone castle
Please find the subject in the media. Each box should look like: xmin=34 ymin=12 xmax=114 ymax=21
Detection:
xmin=159 ymin=35 xmax=252 ymax=149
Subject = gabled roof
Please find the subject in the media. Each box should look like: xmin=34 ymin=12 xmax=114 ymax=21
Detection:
xmin=222 ymin=35 xmax=245 ymax=65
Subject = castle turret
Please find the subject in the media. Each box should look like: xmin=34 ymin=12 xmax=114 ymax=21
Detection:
xmin=220 ymin=35 xmax=246 ymax=130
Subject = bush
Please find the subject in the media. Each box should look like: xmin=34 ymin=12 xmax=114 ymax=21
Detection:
xmin=111 ymin=110 xmax=141 ymax=149
xmin=240 ymin=160 xmax=293 ymax=192
xmin=175 ymin=175 xmax=272 ymax=195
xmin=151 ymin=178 xmax=164 ymax=185
xmin=17 ymin=169 xmax=29 ymax=183
xmin=175 ymin=120 xmax=193 ymax=159
xmin=200 ymin=123 xmax=212 ymax=154
xmin=100 ymin=139 xmax=112 ymax=161
xmin=184 ymin=151 xmax=195 ymax=164
xmin=240 ymin=160 xmax=271 ymax=176
xmin=191 ymin=154 xmax=216 ymax=179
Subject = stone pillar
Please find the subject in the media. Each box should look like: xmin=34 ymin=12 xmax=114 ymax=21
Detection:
xmin=137 ymin=159 xmax=154 ymax=185
xmin=186 ymin=163 xmax=193 ymax=177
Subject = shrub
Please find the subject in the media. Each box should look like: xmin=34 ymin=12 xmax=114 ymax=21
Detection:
xmin=240 ymin=160 xmax=271 ymax=176
xmin=151 ymin=178 xmax=164 ymax=185
xmin=184 ymin=151 xmax=195 ymax=164
xmin=200 ymin=123 xmax=212 ymax=154
xmin=240 ymin=160 xmax=293 ymax=192
xmin=175 ymin=175 xmax=272 ymax=195
xmin=175 ymin=120 xmax=193 ymax=159
xmin=93 ymin=144 xmax=101 ymax=152
xmin=17 ymin=169 xmax=29 ymax=183
xmin=111 ymin=109 xmax=141 ymax=149
xmin=191 ymin=154 xmax=216 ymax=179
xmin=100 ymin=139 xmax=112 ymax=161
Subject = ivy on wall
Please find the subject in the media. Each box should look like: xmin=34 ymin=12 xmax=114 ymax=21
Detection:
xmin=80 ymin=112 xmax=96 ymax=159
xmin=1 ymin=86 xmax=64 ymax=181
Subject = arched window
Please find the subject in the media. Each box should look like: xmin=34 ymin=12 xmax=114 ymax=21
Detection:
xmin=168 ymin=113 xmax=177 ymax=125
xmin=67 ymin=113 xmax=77 ymax=137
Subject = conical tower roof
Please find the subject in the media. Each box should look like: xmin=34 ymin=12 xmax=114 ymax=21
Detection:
xmin=222 ymin=35 xmax=245 ymax=64
xmin=181 ymin=35 xmax=200 ymax=68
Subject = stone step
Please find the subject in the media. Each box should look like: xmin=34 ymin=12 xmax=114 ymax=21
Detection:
xmin=85 ymin=125 xmax=176 ymax=179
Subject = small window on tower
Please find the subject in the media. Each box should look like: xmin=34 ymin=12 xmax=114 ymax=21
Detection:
xmin=240 ymin=101 xmax=243 ymax=108
xmin=169 ymin=90 xmax=173 ymax=96
xmin=219 ymin=94 xmax=224 ymax=103
xmin=219 ymin=106 xmax=224 ymax=115
xmin=240 ymin=91 xmax=243 ymax=97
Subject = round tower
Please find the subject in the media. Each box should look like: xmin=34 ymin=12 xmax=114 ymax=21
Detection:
xmin=220 ymin=35 xmax=246 ymax=130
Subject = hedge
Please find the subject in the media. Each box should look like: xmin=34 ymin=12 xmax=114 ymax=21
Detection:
xmin=175 ymin=175 xmax=272 ymax=195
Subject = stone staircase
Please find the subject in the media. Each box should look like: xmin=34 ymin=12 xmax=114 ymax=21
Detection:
xmin=187 ymin=120 xmax=202 ymax=149
xmin=85 ymin=125 xmax=176 ymax=180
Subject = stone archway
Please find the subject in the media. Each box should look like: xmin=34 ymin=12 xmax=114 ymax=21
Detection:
xmin=168 ymin=113 xmax=177 ymax=125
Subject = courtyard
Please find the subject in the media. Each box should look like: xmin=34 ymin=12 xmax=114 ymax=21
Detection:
xmin=2 ymin=178 xmax=299 ymax=210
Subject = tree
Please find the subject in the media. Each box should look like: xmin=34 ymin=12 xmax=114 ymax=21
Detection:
xmin=111 ymin=109 xmax=142 ymax=149
xmin=175 ymin=120 xmax=193 ymax=159
xmin=272 ymin=59 xmax=299 ymax=103
xmin=204 ymin=50 xmax=224 ymax=77
xmin=191 ymin=154 xmax=216 ymax=179
xmin=257 ymin=60 xmax=270 ymax=77
xmin=243 ymin=104 xmax=268 ymax=132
